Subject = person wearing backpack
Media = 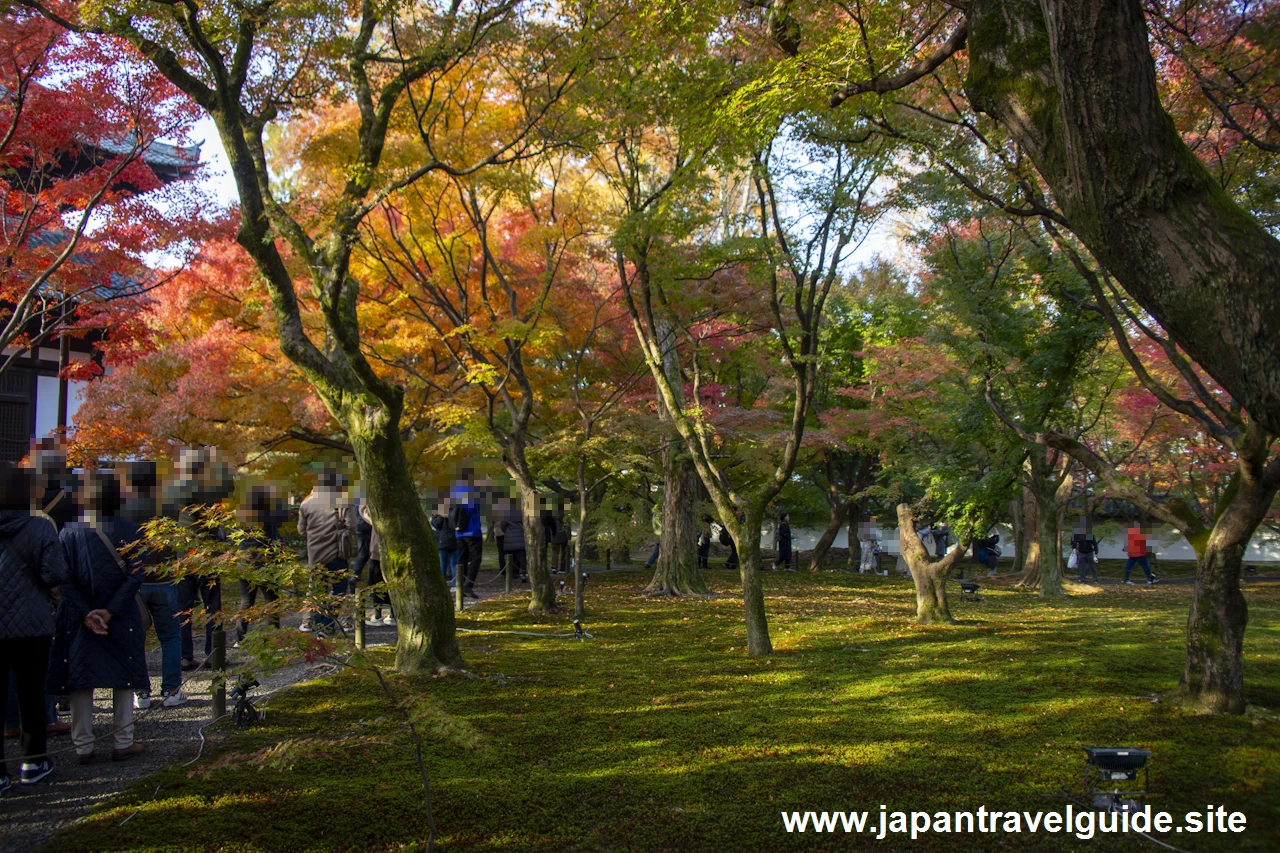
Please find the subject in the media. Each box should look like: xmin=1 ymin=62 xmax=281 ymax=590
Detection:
xmin=449 ymin=470 xmax=484 ymax=599
xmin=0 ymin=463 xmax=70 ymax=792
xmin=46 ymin=471 xmax=148 ymax=764
xmin=119 ymin=461 xmax=187 ymax=711
xmin=298 ymin=469 xmax=357 ymax=635
xmin=358 ymin=501 xmax=393 ymax=625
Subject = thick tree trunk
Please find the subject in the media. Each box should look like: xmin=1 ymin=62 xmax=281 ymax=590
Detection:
xmin=515 ymin=478 xmax=554 ymax=613
xmin=349 ymin=409 xmax=463 ymax=672
xmin=646 ymin=445 xmax=705 ymax=595
xmin=1016 ymin=485 xmax=1042 ymax=588
xmin=807 ymin=499 xmax=853 ymax=572
xmin=965 ymin=0 xmax=1280 ymax=436
xmin=1035 ymin=495 xmax=1064 ymax=597
xmin=1010 ymin=496 xmax=1026 ymax=576
xmin=733 ymin=507 xmax=773 ymax=656
xmin=896 ymin=504 xmax=966 ymax=625
xmin=911 ymin=560 xmax=953 ymax=624
xmin=1174 ymin=476 xmax=1272 ymax=713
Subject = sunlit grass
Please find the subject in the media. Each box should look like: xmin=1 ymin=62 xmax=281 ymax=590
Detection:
xmin=47 ymin=570 xmax=1280 ymax=852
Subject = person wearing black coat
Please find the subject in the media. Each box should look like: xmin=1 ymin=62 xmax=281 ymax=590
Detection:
xmin=46 ymin=472 xmax=148 ymax=763
xmin=430 ymin=506 xmax=458 ymax=586
xmin=498 ymin=498 xmax=528 ymax=583
xmin=0 ymin=463 xmax=70 ymax=790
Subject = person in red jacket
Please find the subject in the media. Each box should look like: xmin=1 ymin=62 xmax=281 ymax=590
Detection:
xmin=1124 ymin=525 xmax=1159 ymax=585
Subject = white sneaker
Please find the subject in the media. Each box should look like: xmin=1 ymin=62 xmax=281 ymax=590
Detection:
xmin=161 ymin=690 xmax=189 ymax=708
xmin=365 ymin=610 xmax=379 ymax=625
xmin=382 ymin=615 xmax=396 ymax=626
xmin=133 ymin=692 xmax=151 ymax=710
xmin=299 ymin=623 xmax=313 ymax=633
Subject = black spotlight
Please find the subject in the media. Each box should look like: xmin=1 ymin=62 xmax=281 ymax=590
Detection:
xmin=959 ymin=581 xmax=981 ymax=602
xmin=1082 ymin=747 xmax=1151 ymax=812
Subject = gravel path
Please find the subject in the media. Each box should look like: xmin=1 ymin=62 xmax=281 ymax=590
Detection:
xmin=3 ymin=567 xmax=657 ymax=850
xmin=0 ymin=574 xmax=519 ymax=853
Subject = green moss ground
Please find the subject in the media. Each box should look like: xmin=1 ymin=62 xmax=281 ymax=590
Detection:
xmin=48 ymin=571 xmax=1280 ymax=852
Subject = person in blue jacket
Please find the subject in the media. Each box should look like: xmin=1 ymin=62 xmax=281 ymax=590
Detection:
xmin=449 ymin=469 xmax=485 ymax=599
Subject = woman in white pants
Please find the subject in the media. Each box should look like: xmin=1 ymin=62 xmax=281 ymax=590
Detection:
xmin=46 ymin=472 xmax=148 ymax=763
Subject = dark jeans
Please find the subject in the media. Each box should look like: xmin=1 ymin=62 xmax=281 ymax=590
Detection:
xmin=457 ymin=537 xmax=483 ymax=589
xmin=505 ymin=549 xmax=527 ymax=581
xmin=139 ymin=583 xmax=182 ymax=694
xmin=438 ymin=548 xmax=458 ymax=584
xmin=0 ymin=636 xmax=51 ymax=770
xmin=365 ymin=559 xmax=391 ymax=610
xmin=1076 ymin=552 xmax=1098 ymax=582
xmin=312 ymin=557 xmax=349 ymax=632
xmin=1125 ymin=555 xmax=1154 ymax=581
xmin=237 ymin=579 xmax=281 ymax=642
xmin=697 ymin=546 xmax=710 ymax=569
xmin=177 ymin=575 xmax=222 ymax=660
xmin=775 ymin=548 xmax=792 ymax=570
xmin=552 ymin=540 xmax=570 ymax=573
xmin=494 ymin=536 xmax=506 ymax=575
xmin=645 ymin=542 xmax=660 ymax=568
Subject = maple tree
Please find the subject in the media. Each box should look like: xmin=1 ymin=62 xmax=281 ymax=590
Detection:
xmin=27 ymin=0 xmax=616 ymax=671
xmin=987 ymin=226 xmax=1280 ymax=713
xmin=737 ymin=0 xmax=1280 ymax=445
xmin=1 ymin=9 xmax=206 ymax=376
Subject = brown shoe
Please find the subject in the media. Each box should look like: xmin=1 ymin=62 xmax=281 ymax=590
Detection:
xmin=45 ymin=721 xmax=72 ymax=736
xmin=111 ymin=743 xmax=145 ymax=762
xmin=3 ymin=728 xmax=18 ymax=738
xmin=77 ymin=752 xmax=95 ymax=764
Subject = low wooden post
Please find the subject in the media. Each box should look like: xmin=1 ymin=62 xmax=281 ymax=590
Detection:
xmin=456 ymin=567 xmax=463 ymax=613
xmin=210 ymin=628 xmax=226 ymax=719
xmin=354 ymin=586 xmax=366 ymax=650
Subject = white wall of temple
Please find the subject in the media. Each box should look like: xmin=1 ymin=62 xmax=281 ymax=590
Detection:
xmin=761 ymin=523 xmax=1280 ymax=562
xmin=34 ymin=374 xmax=87 ymax=438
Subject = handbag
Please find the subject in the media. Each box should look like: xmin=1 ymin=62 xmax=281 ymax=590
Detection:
xmin=90 ymin=525 xmax=152 ymax=631
xmin=333 ymin=506 xmax=355 ymax=561
xmin=1067 ymin=551 xmax=1079 ymax=570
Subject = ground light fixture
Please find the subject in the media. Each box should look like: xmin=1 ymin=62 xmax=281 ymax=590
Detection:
xmin=1082 ymin=747 xmax=1151 ymax=812
xmin=958 ymin=581 xmax=982 ymax=602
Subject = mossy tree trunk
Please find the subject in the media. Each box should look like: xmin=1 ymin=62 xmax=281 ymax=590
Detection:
xmin=347 ymin=400 xmax=462 ymax=672
xmin=727 ymin=505 xmax=771 ymax=656
xmin=1173 ymin=472 xmax=1273 ymax=713
xmin=1009 ymin=496 xmax=1025 ymax=576
xmin=71 ymin=6 xmax=514 ymax=674
xmin=646 ymin=446 xmax=704 ymax=595
xmin=1016 ymin=485 xmax=1041 ymax=588
xmin=964 ymin=0 xmax=1280 ymax=437
xmin=513 ymin=473 xmax=554 ymax=613
xmin=897 ymin=504 xmax=968 ymax=625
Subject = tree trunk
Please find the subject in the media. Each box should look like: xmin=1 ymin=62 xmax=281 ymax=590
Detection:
xmin=1016 ymin=485 xmax=1042 ymax=588
xmin=846 ymin=514 xmax=859 ymax=571
xmin=807 ymin=499 xmax=853 ymax=572
xmin=965 ymin=0 xmax=1280 ymax=437
xmin=896 ymin=504 xmax=966 ymax=625
xmin=646 ymin=445 xmax=705 ymax=595
xmin=349 ymin=409 xmax=463 ymax=672
xmin=1174 ymin=476 xmax=1272 ymax=713
xmin=1010 ymin=496 xmax=1026 ymax=576
xmin=516 ymin=478 xmax=554 ymax=613
xmin=1036 ymin=495 xmax=1064 ymax=597
xmin=732 ymin=507 xmax=773 ymax=656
